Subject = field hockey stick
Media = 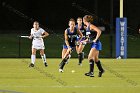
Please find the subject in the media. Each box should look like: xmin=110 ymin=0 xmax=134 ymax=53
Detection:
xmin=20 ymin=36 xmax=29 ymax=38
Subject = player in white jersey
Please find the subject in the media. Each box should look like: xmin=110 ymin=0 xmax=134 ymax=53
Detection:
xmin=29 ymin=21 xmax=49 ymax=67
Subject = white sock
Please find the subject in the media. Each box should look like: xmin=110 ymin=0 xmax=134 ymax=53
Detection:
xmin=31 ymin=55 xmax=36 ymax=64
xmin=41 ymin=54 xmax=47 ymax=63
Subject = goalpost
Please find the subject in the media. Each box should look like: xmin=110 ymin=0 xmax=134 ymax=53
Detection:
xmin=120 ymin=0 xmax=123 ymax=18
xmin=116 ymin=0 xmax=127 ymax=59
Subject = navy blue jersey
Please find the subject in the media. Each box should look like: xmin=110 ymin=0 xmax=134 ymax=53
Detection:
xmin=65 ymin=27 xmax=78 ymax=47
xmin=75 ymin=24 xmax=86 ymax=37
xmin=86 ymin=24 xmax=97 ymax=40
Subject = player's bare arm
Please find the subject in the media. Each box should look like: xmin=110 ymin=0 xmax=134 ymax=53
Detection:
xmin=64 ymin=29 xmax=70 ymax=48
xmin=29 ymin=33 xmax=33 ymax=39
xmin=42 ymin=31 xmax=49 ymax=38
xmin=77 ymin=29 xmax=83 ymax=41
xmin=90 ymin=24 xmax=101 ymax=42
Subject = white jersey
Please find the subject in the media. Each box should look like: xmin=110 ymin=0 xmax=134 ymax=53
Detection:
xmin=31 ymin=28 xmax=45 ymax=50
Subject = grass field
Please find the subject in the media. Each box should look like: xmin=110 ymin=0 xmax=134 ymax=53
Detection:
xmin=0 ymin=58 xmax=140 ymax=93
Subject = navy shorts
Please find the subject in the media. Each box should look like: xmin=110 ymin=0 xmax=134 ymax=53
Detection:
xmin=63 ymin=44 xmax=75 ymax=50
xmin=91 ymin=40 xmax=102 ymax=51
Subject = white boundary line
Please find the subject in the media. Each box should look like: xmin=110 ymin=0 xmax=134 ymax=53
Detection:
xmin=0 ymin=85 xmax=139 ymax=88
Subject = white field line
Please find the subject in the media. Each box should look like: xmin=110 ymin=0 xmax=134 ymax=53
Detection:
xmin=0 ymin=85 xmax=139 ymax=88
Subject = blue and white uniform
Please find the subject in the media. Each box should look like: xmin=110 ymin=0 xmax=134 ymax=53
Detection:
xmin=86 ymin=24 xmax=102 ymax=51
xmin=63 ymin=27 xmax=78 ymax=49
xmin=75 ymin=24 xmax=86 ymax=42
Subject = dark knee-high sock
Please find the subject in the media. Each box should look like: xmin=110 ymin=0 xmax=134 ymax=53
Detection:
xmin=95 ymin=60 xmax=104 ymax=72
xmin=78 ymin=53 xmax=83 ymax=64
xmin=59 ymin=58 xmax=67 ymax=69
xmin=82 ymin=52 xmax=84 ymax=59
xmin=89 ymin=59 xmax=94 ymax=73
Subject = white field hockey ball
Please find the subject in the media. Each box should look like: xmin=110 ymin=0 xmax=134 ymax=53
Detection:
xmin=71 ymin=70 xmax=75 ymax=73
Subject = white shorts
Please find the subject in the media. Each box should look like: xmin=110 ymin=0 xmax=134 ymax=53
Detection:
xmin=32 ymin=39 xmax=45 ymax=50
xmin=32 ymin=44 xmax=45 ymax=50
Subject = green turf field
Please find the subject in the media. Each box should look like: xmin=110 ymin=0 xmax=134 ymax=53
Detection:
xmin=0 ymin=59 xmax=139 ymax=93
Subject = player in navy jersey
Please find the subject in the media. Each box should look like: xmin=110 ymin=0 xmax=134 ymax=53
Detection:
xmin=59 ymin=18 xmax=83 ymax=72
xmin=83 ymin=15 xmax=105 ymax=77
xmin=75 ymin=17 xmax=87 ymax=66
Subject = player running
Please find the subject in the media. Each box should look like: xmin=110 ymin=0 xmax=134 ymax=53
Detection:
xmin=83 ymin=15 xmax=105 ymax=77
xmin=75 ymin=17 xmax=86 ymax=66
xmin=28 ymin=21 xmax=49 ymax=67
xmin=59 ymin=18 xmax=83 ymax=72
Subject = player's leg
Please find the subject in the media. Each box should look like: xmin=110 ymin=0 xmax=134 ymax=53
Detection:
xmin=62 ymin=48 xmax=67 ymax=59
xmin=75 ymin=38 xmax=80 ymax=53
xmin=76 ymin=45 xmax=79 ymax=54
xmin=85 ymin=48 xmax=95 ymax=77
xmin=77 ymin=43 xmax=85 ymax=65
xmin=62 ymin=46 xmax=71 ymax=64
xmin=29 ymin=48 xmax=36 ymax=67
xmin=76 ymin=45 xmax=83 ymax=65
xmin=76 ymin=39 xmax=84 ymax=65
xmin=40 ymin=49 xmax=48 ymax=67
xmin=59 ymin=48 xmax=72 ymax=72
xmin=59 ymin=48 xmax=68 ymax=72
xmin=94 ymin=51 xmax=104 ymax=77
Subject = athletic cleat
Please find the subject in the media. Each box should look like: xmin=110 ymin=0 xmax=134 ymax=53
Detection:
xmin=29 ymin=63 xmax=34 ymax=67
xmin=78 ymin=63 xmax=82 ymax=66
xmin=98 ymin=70 xmax=105 ymax=77
xmin=59 ymin=69 xmax=64 ymax=73
xmin=44 ymin=63 xmax=48 ymax=67
xmin=85 ymin=72 xmax=94 ymax=77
